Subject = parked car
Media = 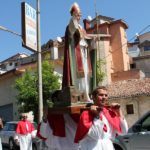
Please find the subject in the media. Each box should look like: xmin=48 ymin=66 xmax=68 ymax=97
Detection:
xmin=0 ymin=121 xmax=44 ymax=150
xmin=113 ymin=111 xmax=150 ymax=150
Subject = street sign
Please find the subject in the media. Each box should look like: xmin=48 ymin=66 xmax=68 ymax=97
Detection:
xmin=21 ymin=2 xmax=37 ymax=52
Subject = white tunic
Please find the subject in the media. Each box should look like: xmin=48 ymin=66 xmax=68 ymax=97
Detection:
xmin=17 ymin=133 xmax=32 ymax=150
xmin=79 ymin=112 xmax=128 ymax=150
xmin=40 ymin=114 xmax=79 ymax=150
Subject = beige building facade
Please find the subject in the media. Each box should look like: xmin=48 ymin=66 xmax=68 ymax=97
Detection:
xmin=83 ymin=16 xmax=133 ymax=84
xmin=108 ymin=78 xmax=150 ymax=127
xmin=0 ymin=69 xmax=22 ymax=121
xmin=128 ymin=31 xmax=150 ymax=77
xmin=0 ymin=53 xmax=62 ymax=121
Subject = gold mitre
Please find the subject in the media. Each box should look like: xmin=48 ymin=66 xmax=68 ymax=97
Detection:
xmin=70 ymin=2 xmax=81 ymax=16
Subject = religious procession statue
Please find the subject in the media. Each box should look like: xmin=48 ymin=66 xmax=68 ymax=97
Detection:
xmin=49 ymin=2 xmax=99 ymax=113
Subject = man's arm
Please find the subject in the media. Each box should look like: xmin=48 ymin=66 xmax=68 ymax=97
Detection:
xmin=14 ymin=122 xmax=20 ymax=143
xmin=120 ymin=117 xmax=128 ymax=134
xmin=110 ymin=103 xmax=128 ymax=134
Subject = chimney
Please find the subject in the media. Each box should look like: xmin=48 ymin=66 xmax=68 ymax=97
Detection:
xmin=50 ymin=40 xmax=58 ymax=60
xmin=83 ymin=19 xmax=91 ymax=30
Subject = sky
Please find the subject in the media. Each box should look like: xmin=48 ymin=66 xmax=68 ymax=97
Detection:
xmin=0 ymin=0 xmax=150 ymax=61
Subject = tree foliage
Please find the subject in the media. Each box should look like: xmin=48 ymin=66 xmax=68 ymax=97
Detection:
xmin=96 ymin=59 xmax=106 ymax=84
xmin=15 ymin=60 xmax=60 ymax=121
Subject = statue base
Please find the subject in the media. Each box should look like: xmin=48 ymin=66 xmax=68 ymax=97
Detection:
xmin=48 ymin=86 xmax=90 ymax=114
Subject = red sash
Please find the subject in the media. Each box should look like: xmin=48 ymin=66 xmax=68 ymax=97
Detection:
xmin=47 ymin=114 xmax=80 ymax=137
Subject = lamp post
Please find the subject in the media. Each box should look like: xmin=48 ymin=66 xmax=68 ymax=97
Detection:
xmin=36 ymin=0 xmax=43 ymax=122
xmin=0 ymin=26 xmax=21 ymax=37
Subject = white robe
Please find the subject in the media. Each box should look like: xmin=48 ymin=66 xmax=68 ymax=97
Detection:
xmin=40 ymin=114 xmax=79 ymax=150
xmin=79 ymin=112 xmax=128 ymax=150
xmin=17 ymin=133 xmax=33 ymax=150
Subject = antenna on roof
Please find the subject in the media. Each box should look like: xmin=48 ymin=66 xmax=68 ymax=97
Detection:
xmin=94 ymin=0 xmax=97 ymax=16
xmin=94 ymin=0 xmax=99 ymax=34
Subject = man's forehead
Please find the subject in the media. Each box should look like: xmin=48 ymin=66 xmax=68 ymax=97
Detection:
xmin=22 ymin=113 xmax=28 ymax=117
xmin=97 ymin=89 xmax=107 ymax=93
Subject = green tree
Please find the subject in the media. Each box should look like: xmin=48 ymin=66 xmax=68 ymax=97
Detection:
xmin=15 ymin=60 xmax=60 ymax=121
xmin=96 ymin=59 xmax=106 ymax=84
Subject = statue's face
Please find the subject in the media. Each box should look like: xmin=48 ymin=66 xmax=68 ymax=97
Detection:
xmin=73 ymin=12 xmax=81 ymax=23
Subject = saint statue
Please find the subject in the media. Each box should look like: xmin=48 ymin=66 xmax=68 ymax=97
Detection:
xmin=62 ymin=2 xmax=93 ymax=101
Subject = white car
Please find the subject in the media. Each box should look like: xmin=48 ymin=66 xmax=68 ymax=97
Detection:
xmin=113 ymin=111 xmax=150 ymax=150
xmin=0 ymin=121 xmax=44 ymax=150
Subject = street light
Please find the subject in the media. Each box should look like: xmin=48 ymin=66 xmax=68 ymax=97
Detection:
xmin=0 ymin=26 xmax=21 ymax=37
xmin=36 ymin=0 xmax=43 ymax=122
xmin=21 ymin=1 xmax=43 ymax=122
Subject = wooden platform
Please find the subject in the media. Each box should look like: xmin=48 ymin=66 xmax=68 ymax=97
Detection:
xmin=48 ymin=104 xmax=87 ymax=114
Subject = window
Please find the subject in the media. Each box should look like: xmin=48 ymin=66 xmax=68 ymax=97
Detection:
xmin=2 ymin=123 xmax=9 ymax=131
xmin=130 ymin=63 xmax=136 ymax=69
xmin=8 ymin=124 xmax=17 ymax=131
xmin=141 ymin=115 xmax=150 ymax=131
xmin=126 ymin=104 xmax=134 ymax=114
xmin=15 ymin=62 xmax=18 ymax=66
xmin=144 ymin=46 xmax=150 ymax=51
xmin=111 ymin=61 xmax=114 ymax=69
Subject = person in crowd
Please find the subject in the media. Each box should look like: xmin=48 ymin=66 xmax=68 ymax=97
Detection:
xmin=0 ymin=117 xmax=3 ymax=130
xmin=36 ymin=122 xmax=48 ymax=149
xmin=14 ymin=113 xmax=36 ymax=150
xmin=37 ymin=106 xmax=80 ymax=150
xmin=62 ymin=2 xmax=93 ymax=101
xmin=74 ymin=86 xmax=128 ymax=150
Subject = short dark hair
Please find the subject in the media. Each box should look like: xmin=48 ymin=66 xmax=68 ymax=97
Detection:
xmin=92 ymin=86 xmax=108 ymax=97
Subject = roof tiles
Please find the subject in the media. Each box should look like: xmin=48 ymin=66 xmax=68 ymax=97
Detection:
xmin=107 ymin=78 xmax=150 ymax=99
